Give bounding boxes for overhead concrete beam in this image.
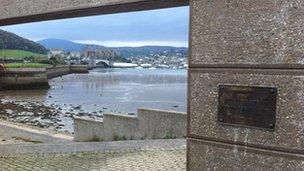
[0,0,189,26]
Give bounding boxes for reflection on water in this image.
[48,68,187,113]
[1,69,187,113]
[0,68,187,132]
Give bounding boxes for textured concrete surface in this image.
[0,149,186,171]
[74,108,186,141]
[187,138,304,171]
[102,113,140,141]
[188,0,304,169]
[0,139,186,157]
[0,0,152,19]
[0,139,186,170]
[190,0,304,67]
[74,117,104,142]
[138,108,187,139]
[188,68,304,152]
[0,0,188,25]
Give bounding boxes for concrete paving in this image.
[0,149,186,171]
[0,139,186,171]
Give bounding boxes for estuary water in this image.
[0,68,187,133]
[49,68,187,113]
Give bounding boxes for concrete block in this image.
[103,113,139,141]
[138,108,187,139]
[74,109,187,142]
[74,117,104,142]
[187,138,304,170]
[190,0,304,67]
[188,68,304,152]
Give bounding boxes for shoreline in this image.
[0,65,89,91]
[0,68,187,135]
[0,98,104,134]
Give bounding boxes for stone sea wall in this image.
[70,65,89,73]
[0,65,89,90]
[46,65,89,79]
[0,68,49,90]
[46,66,71,79]
[74,108,187,142]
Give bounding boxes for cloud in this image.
[73,40,188,47]
[1,7,189,47]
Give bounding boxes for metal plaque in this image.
[218,85,277,130]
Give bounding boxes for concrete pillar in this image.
[188,0,304,170]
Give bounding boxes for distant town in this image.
[49,47,188,69]
[44,39,188,69]
[0,29,188,70]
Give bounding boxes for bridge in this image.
[83,50,114,68]
[95,59,114,68]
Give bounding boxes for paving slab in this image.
[0,139,186,171]
[0,139,186,157]
[0,149,186,171]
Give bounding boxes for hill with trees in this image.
[0,29,47,55]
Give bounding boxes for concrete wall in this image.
[0,68,49,90]
[138,108,187,139]
[102,113,140,141]
[74,117,104,142]
[74,108,186,142]
[188,0,304,170]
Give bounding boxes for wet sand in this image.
[0,99,102,133]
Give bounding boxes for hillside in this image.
[38,39,129,62]
[0,50,47,60]
[38,39,188,58]
[0,29,47,54]
[37,39,86,52]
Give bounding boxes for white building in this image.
[48,48,64,58]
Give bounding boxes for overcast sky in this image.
[0,6,189,47]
